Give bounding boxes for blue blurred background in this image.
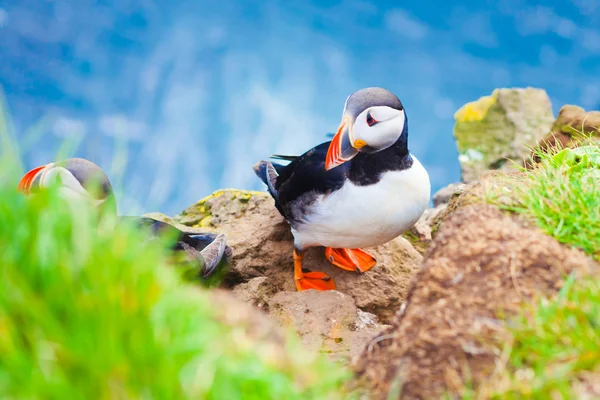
[1,0,599,215]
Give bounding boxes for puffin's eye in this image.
[366,112,378,127]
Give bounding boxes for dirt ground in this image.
[353,205,596,399]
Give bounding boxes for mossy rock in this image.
[176,189,269,228]
[402,229,428,255]
[454,87,554,182]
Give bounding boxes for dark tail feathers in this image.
[270,154,298,162]
[252,160,270,187]
[252,160,287,185]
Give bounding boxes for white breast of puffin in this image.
[292,155,431,250]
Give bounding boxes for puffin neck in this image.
[347,123,412,186]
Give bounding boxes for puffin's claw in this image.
[325,247,376,273]
[293,250,336,291]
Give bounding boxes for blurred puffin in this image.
[18,158,231,284]
[254,87,430,291]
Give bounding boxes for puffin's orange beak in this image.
[325,118,359,171]
[18,165,46,195]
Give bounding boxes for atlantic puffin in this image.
[254,87,430,291]
[18,158,232,284]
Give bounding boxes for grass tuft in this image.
[0,94,348,399]
[496,141,600,260]
[486,277,600,399]
[481,138,600,399]
[0,169,349,399]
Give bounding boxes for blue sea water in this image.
[1,0,599,215]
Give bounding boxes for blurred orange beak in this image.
[18,165,46,195]
[325,118,359,171]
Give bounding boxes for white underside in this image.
[292,155,431,250]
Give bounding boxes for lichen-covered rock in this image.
[453,88,554,182]
[527,104,600,167]
[353,205,597,400]
[175,189,264,228]
[268,290,386,364]
[175,189,423,324]
[142,211,217,234]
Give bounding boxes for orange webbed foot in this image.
[294,250,336,291]
[325,247,376,273]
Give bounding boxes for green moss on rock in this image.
[402,230,427,255]
[453,88,554,182]
[176,189,268,229]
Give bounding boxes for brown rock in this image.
[527,104,600,167]
[268,290,386,364]
[231,277,278,311]
[402,183,467,255]
[572,371,600,400]
[206,288,351,396]
[208,288,285,347]
[431,170,527,237]
[353,205,596,400]
[432,182,466,207]
[402,206,444,255]
[175,189,423,323]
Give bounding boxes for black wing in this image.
[253,141,350,224]
[272,141,349,223]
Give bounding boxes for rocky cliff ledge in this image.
[154,87,599,399]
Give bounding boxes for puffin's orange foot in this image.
[296,270,336,291]
[325,247,376,273]
[294,250,336,291]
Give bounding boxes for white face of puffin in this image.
[325,87,406,170]
[350,106,405,152]
[18,159,114,212]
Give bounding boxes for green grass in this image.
[486,277,600,399]
[498,144,600,260]
[480,142,600,399]
[0,95,349,399]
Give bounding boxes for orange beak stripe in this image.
[18,165,46,195]
[325,123,345,171]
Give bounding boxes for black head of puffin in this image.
[325,87,407,171]
[18,158,117,216]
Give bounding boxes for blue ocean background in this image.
[1,0,599,215]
